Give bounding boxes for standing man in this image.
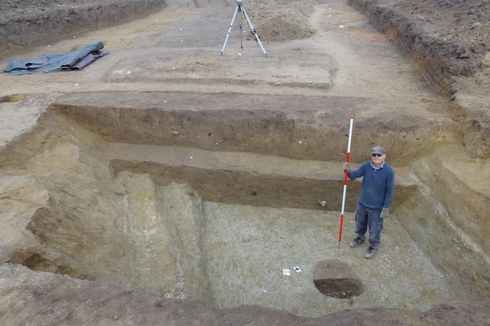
[343,145,395,259]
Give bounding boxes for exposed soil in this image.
[0,0,489,325]
[314,279,364,298]
[248,0,316,41]
[2,264,489,326]
[0,0,167,58]
[355,0,489,76]
[313,259,365,299]
[349,0,490,157]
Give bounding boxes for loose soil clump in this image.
[248,0,316,41]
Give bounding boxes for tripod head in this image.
[236,0,243,11]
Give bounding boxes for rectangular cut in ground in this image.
[203,202,456,317]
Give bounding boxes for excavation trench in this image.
[0,93,489,317]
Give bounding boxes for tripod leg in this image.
[221,6,239,56]
[242,8,268,58]
[239,10,243,50]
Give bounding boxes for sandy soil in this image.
[350,0,490,157]
[1,264,489,325]
[362,0,489,77]
[0,0,167,58]
[0,0,489,324]
[248,0,316,41]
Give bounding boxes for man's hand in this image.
[380,208,390,219]
[342,162,350,171]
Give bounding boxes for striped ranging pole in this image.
[338,116,355,248]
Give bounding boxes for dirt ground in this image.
[1,264,490,326]
[349,0,490,157]
[352,0,490,77]
[0,0,489,325]
[0,0,167,58]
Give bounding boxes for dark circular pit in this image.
[313,259,364,299]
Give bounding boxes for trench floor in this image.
[204,203,458,317]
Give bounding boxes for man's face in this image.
[371,153,386,165]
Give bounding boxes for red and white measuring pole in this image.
[338,116,354,248]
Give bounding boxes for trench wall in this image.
[395,156,490,301]
[51,91,460,165]
[348,0,490,159]
[348,0,460,97]
[0,0,167,58]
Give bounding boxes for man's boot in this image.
[364,246,377,259]
[348,237,364,248]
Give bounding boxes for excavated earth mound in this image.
[248,0,316,41]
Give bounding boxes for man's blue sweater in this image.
[347,161,395,209]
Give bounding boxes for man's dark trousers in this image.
[355,202,384,248]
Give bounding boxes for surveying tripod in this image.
[220,0,268,57]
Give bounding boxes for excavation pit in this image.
[0,92,489,318]
[313,260,364,299]
[0,0,489,321]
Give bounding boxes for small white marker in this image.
[282,269,291,276]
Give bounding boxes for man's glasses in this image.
[371,153,382,157]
